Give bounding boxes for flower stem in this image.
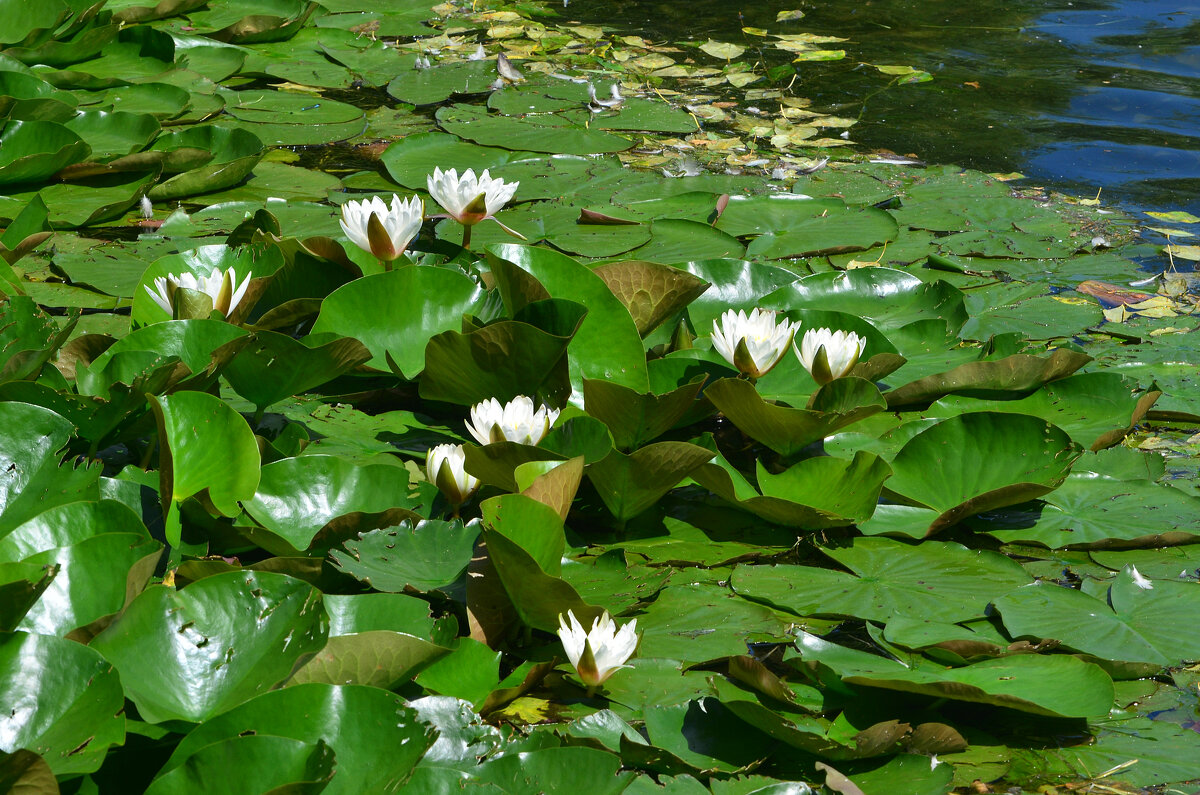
[462,224,472,250]
[164,501,183,573]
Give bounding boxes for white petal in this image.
[1129,565,1154,590]
[145,278,173,315]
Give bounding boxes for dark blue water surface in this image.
[572,0,1200,217]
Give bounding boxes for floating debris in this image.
[497,52,523,83]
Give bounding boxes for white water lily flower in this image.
[339,194,424,264]
[710,308,799,378]
[557,610,639,688]
[426,443,479,506]
[1129,565,1154,590]
[427,167,519,227]
[466,395,559,446]
[145,267,251,320]
[795,327,866,385]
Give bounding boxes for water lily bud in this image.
[339,194,424,263]
[710,308,798,378]
[145,267,251,321]
[669,317,695,352]
[426,443,479,506]
[466,395,559,446]
[426,167,518,227]
[795,327,866,385]
[557,610,638,687]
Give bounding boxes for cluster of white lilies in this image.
[339,167,521,261]
[711,307,866,384]
[425,307,862,689]
[144,180,866,691]
[144,168,519,318]
[426,394,637,689]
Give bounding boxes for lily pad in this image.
[312,266,484,378]
[885,412,1081,535]
[732,537,1031,623]
[90,570,328,723]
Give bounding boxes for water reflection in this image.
[570,0,1200,215]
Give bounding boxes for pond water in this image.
[569,0,1200,218]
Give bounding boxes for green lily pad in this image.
[705,376,886,457]
[488,244,650,393]
[884,348,1093,408]
[329,519,480,592]
[437,103,634,155]
[312,266,483,378]
[62,110,159,159]
[149,390,260,517]
[587,441,715,522]
[17,532,160,636]
[0,631,125,775]
[244,455,425,552]
[223,331,371,413]
[885,412,1081,536]
[788,631,1114,718]
[145,735,334,795]
[0,119,90,187]
[159,684,435,795]
[582,377,706,451]
[744,203,899,259]
[762,268,968,336]
[147,125,265,201]
[90,570,327,723]
[732,537,1031,623]
[926,371,1158,450]
[0,402,101,537]
[482,527,605,633]
[387,61,498,106]
[995,569,1200,667]
[693,446,890,528]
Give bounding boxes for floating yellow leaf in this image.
[478,10,522,21]
[492,696,553,723]
[742,27,769,37]
[1167,245,1200,261]
[688,105,727,122]
[770,127,817,147]
[812,116,857,128]
[688,135,744,150]
[775,9,805,21]
[1126,296,1179,318]
[1145,226,1194,238]
[989,172,1026,181]
[1102,305,1129,323]
[727,71,760,88]
[773,32,848,43]
[566,25,603,40]
[487,24,524,39]
[700,40,746,59]
[1146,210,1200,224]
[650,66,692,78]
[631,53,676,69]
[791,49,847,62]
[1149,326,1190,336]
[620,35,649,47]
